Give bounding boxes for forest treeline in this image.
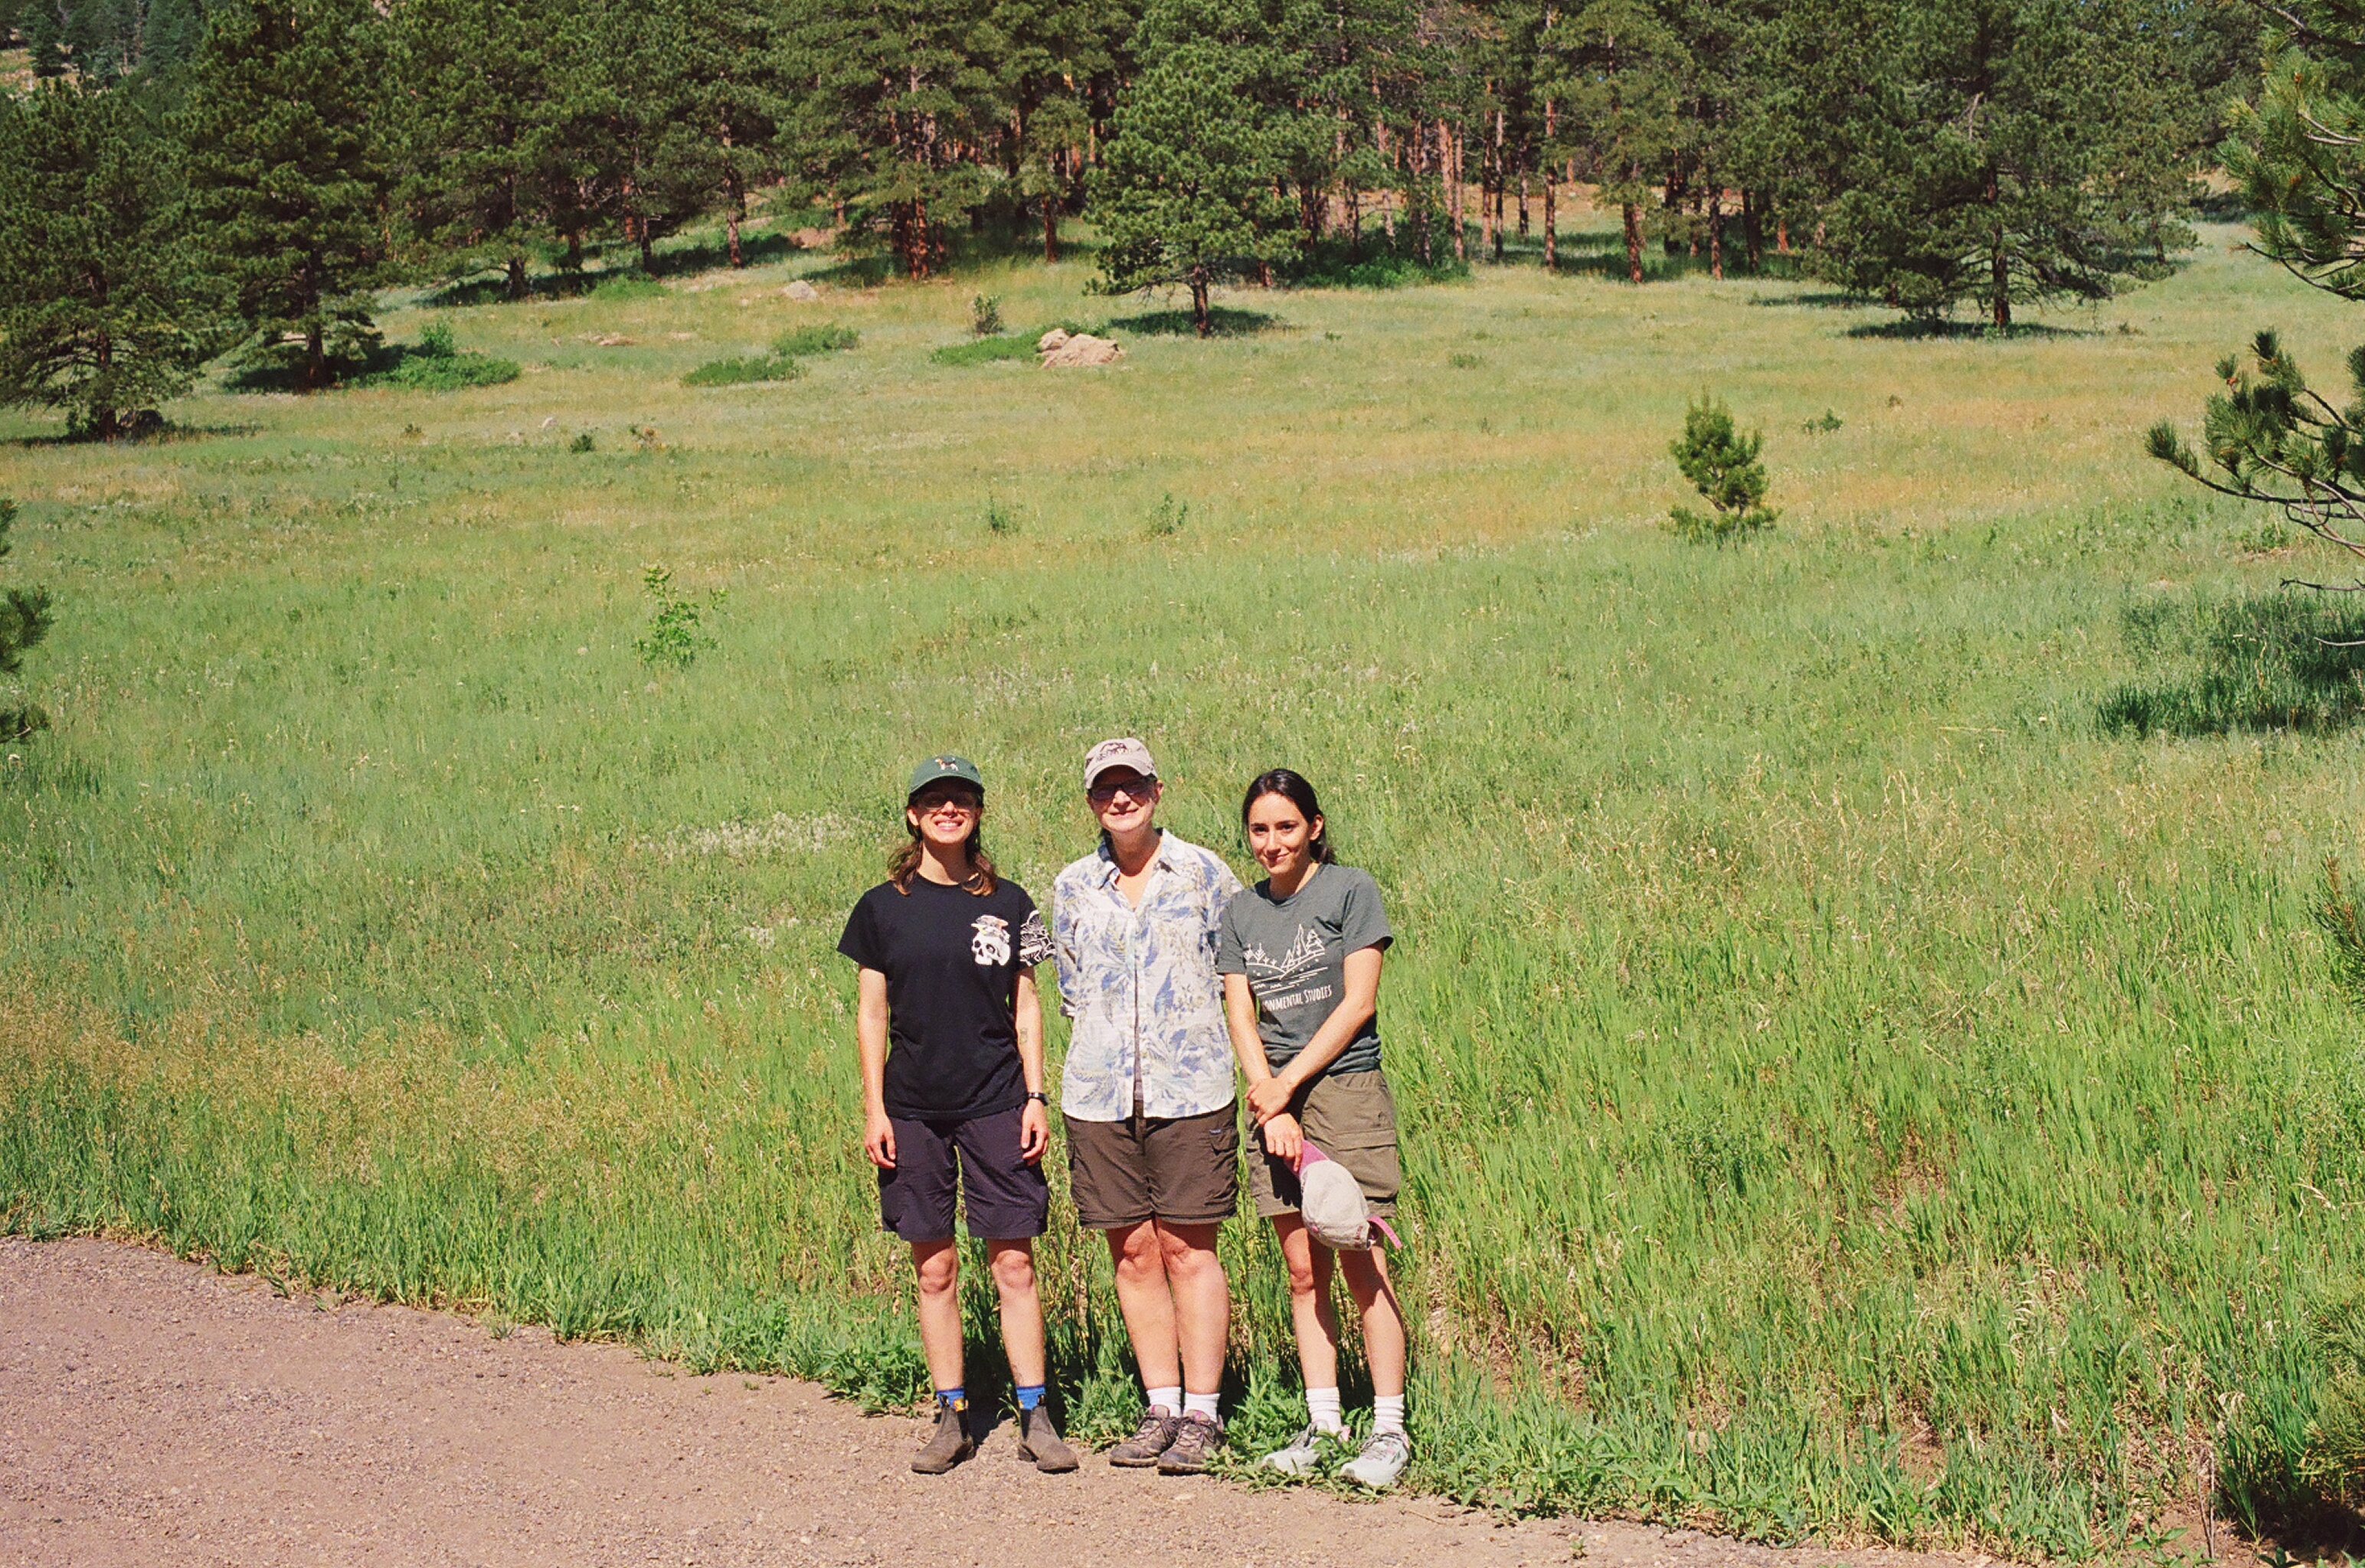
[0,0,2263,420]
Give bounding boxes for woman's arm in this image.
[857,966,895,1168]
[1013,965,1049,1162]
[1226,972,1301,1160]
[1243,946,1383,1123]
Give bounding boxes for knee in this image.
[990,1246,1037,1294]
[1158,1235,1218,1285]
[914,1248,959,1298]
[1284,1257,1323,1299]
[1111,1227,1163,1283]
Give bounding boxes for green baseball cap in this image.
[906,753,985,799]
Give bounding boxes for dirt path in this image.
[1,1236,1997,1568]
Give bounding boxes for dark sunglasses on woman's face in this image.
[914,790,981,814]
[1088,776,1158,805]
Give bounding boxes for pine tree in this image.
[0,80,219,438]
[779,0,999,279]
[1811,0,2196,328]
[1092,0,1301,334]
[178,0,394,390]
[0,499,57,742]
[2148,2,2365,586]
[1546,0,1688,283]
[388,0,563,300]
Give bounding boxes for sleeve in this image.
[1214,893,1247,975]
[1341,870,1394,955]
[1018,903,1054,968]
[1049,875,1082,1018]
[1207,855,1246,941]
[836,892,878,969]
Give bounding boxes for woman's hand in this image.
[864,1109,897,1169]
[1246,1075,1295,1123]
[1019,1099,1050,1164]
[1261,1112,1304,1165]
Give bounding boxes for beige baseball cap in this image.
[1083,737,1156,789]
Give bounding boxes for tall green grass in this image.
[2,215,2363,1557]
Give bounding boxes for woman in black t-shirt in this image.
[836,754,1076,1478]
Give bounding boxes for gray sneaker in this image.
[1340,1429,1411,1489]
[1157,1412,1224,1474]
[1106,1408,1180,1468]
[1261,1423,1343,1477]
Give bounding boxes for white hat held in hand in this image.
[1295,1142,1401,1252]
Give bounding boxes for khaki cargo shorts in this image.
[1247,1068,1399,1220]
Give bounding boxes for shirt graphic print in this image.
[1216,864,1393,1079]
[1052,831,1245,1122]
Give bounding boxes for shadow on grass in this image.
[1,413,258,447]
[1843,316,2098,341]
[2098,589,2365,737]
[1101,306,1285,337]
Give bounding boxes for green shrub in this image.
[1666,396,1777,544]
[590,272,666,301]
[770,325,859,357]
[1147,492,1188,537]
[970,294,1003,335]
[348,322,522,391]
[632,566,722,668]
[568,431,595,453]
[682,354,802,387]
[930,335,1035,367]
[2098,590,2365,736]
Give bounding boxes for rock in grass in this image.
[1037,328,1070,352]
[782,281,821,301]
[1041,333,1120,368]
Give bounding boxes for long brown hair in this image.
[888,794,999,895]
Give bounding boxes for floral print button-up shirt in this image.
[1052,830,1245,1122]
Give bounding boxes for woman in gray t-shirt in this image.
[1216,768,1411,1491]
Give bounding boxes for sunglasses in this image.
[913,791,982,813]
[1087,776,1159,805]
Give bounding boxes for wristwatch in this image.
[1025,1090,1049,1104]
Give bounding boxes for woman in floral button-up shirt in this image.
[1052,737,1244,1475]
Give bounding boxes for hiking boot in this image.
[1156,1412,1223,1475]
[1015,1405,1079,1474]
[911,1399,974,1475]
[1261,1423,1343,1477]
[1340,1429,1411,1490]
[1106,1408,1180,1468]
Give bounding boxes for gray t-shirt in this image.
[1216,863,1393,1078]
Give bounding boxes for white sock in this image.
[1373,1394,1406,1436]
[1145,1384,1182,1416]
[1306,1386,1346,1435]
[1183,1390,1220,1423]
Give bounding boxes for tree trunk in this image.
[1742,188,1763,272]
[1517,172,1529,237]
[1043,195,1059,264]
[727,203,744,268]
[1708,186,1723,281]
[506,253,528,301]
[1624,202,1644,284]
[1447,121,1465,262]
[1991,246,2010,329]
[1778,216,1789,256]
[1191,268,1210,338]
[303,320,327,393]
[1543,177,1556,270]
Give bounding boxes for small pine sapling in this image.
[0,498,57,740]
[971,295,1005,337]
[1147,492,1189,537]
[1667,396,1778,544]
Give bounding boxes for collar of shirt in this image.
[1090,832,1179,891]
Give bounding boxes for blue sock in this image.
[937,1386,966,1409]
[1016,1383,1045,1412]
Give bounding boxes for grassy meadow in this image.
[4,210,2364,1557]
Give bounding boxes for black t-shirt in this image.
[838,875,1052,1121]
